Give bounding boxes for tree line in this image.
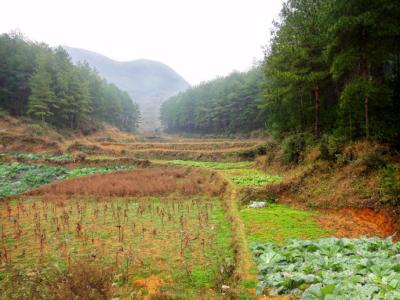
[161,0,400,144]
[160,68,265,135]
[0,32,140,132]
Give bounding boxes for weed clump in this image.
[380,166,400,204]
[0,259,115,300]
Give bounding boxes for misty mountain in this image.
[63,46,189,131]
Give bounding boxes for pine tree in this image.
[327,0,400,139]
[27,57,55,123]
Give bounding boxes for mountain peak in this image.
[63,46,189,131]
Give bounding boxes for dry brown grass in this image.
[25,167,222,198]
[100,141,259,150]
[254,140,394,209]
[0,258,115,300]
[125,149,248,162]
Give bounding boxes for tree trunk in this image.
[314,84,320,137]
[365,95,369,139]
[300,92,304,130]
[349,110,352,140]
[361,29,370,139]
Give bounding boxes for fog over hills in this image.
[63,46,189,131]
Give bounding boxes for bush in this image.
[239,141,276,160]
[27,123,47,136]
[319,137,330,161]
[282,133,310,164]
[319,135,345,161]
[356,152,388,172]
[238,148,257,160]
[380,166,400,204]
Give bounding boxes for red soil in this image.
[317,207,398,240]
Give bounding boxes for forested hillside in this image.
[161,0,400,145]
[0,33,140,133]
[64,46,189,131]
[262,0,400,143]
[160,67,265,135]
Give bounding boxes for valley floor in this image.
[0,130,399,299]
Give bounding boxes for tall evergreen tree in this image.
[327,0,400,139]
[27,54,55,123]
[0,33,140,132]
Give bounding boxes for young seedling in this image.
[76,221,82,237]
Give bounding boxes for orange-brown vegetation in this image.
[0,114,264,162]
[0,258,115,300]
[25,167,224,198]
[0,115,62,152]
[125,148,248,162]
[255,140,392,208]
[132,275,165,299]
[100,141,259,151]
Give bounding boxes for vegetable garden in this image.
[0,149,398,299]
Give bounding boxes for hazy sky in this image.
[0,0,283,85]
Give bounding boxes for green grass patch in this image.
[168,159,253,170]
[65,166,129,178]
[168,160,281,187]
[85,155,119,161]
[240,204,332,244]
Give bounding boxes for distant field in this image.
[71,138,265,162]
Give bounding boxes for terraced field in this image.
[0,139,398,299]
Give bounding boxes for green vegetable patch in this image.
[168,160,281,187]
[65,166,129,178]
[0,162,132,198]
[0,152,73,161]
[240,204,331,244]
[227,168,281,187]
[168,160,253,170]
[251,237,400,299]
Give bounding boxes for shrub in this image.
[27,123,46,136]
[319,135,346,161]
[380,166,400,204]
[238,143,272,160]
[282,133,310,164]
[262,141,279,165]
[238,148,257,160]
[319,137,330,161]
[356,152,388,173]
[49,260,115,300]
